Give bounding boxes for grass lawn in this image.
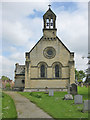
[2,92,17,119]
[19,86,89,119]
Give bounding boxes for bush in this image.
[6,83,11,89]
[77,79,82,83]
[6,83,11,88]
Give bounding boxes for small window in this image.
[55,65,59,77]
[40,65,45,77]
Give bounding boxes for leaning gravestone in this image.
[64,94,73,100]
[74,95,82,104]
[49,90,54,96]
[83,100,90,112]
[70,83,77,95]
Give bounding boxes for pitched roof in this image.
[28,36,43,53]
[27,36,74,55]
[43,8,56,19]
[56,36,71,53]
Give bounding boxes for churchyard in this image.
[1,86,89,119]
[19,86,89,118]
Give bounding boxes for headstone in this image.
[49,90,54,96]
[83,100,90,112]
[67,84,71,94]
[64,94,73,100]
[70,83,77,95]
[74,95,83,104]
[45,87,48,94]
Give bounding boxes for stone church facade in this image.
[14,6,75,91]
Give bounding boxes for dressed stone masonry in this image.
[14,6,75,91]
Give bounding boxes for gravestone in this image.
[64,94,73,100]
[70,83,77,95]
[67,84,72,94]
[74,95,82,104]
[49,90,54,96]
[67,84,70,94]
[83,100,90,112]
[45,87,48,94]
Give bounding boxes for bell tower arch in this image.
[43,5,56,30]
[43,5,57,37]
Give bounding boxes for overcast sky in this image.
[0,0,88,80]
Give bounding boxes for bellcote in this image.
[43,6,57,37]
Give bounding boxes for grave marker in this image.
[83,100,90,112]
[49,90,54,96]
[70,83,77,95]
[74,95,82,104]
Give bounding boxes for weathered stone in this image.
[70,83,77,95]
[64,94,73,100]
[83,100,90,112]
[49,90,54,96]
[74,95,82,104]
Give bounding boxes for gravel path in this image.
[4,91,53,118]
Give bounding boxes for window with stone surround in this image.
[40,64,45,77]
[55,64,60,77]
[52,62,62,78]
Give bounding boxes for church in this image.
[14,6,75,91]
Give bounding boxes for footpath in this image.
[4,91,52,118]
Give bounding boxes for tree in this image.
[75,69,86,84]
[79,70,86,80]
[6,83,11,88]
[85,53,90,84]
[0,76,10,81]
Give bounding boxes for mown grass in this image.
[78,86,89,99]
[2,92,17,119]
[19,86,89,119]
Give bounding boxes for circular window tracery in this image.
[43,47,56,59]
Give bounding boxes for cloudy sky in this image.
[0,0,88,80]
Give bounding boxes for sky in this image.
[0,0,88,80]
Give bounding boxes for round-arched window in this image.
[40,65,45,77]
[55,65,59,78]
